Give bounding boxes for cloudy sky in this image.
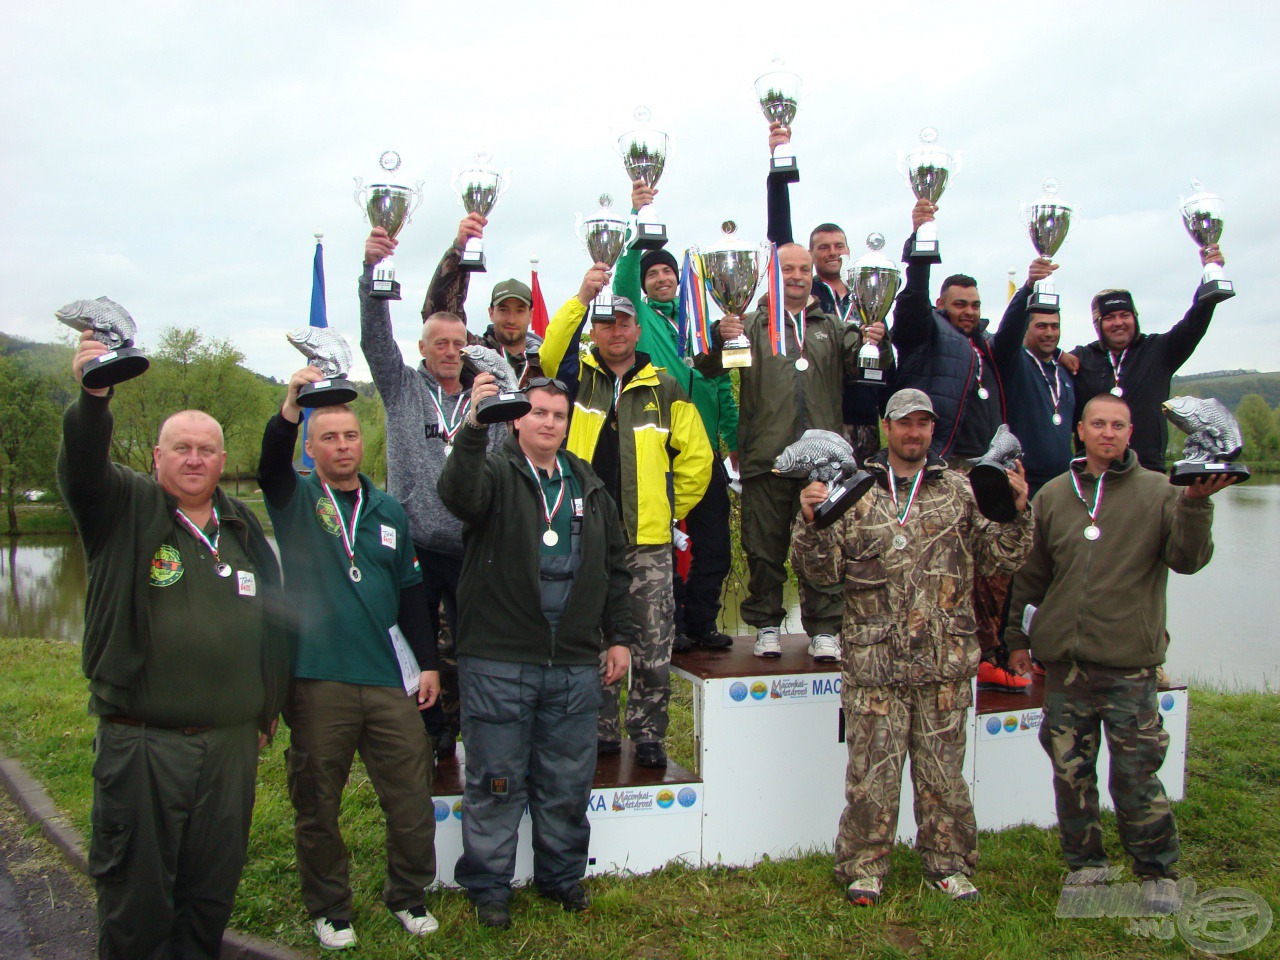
[3,2,1278,383]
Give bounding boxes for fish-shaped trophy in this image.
[774,429,875,530]
[461,344,531,424]
[55,297,150,389]
[845,233,902,388]
[618,106,670,251]
[1163,396,1251,486]
[967,423,1023,522]
[287,328,359,407]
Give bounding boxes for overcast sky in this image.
[3,2,1278,383]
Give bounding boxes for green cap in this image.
[490,278,533,307]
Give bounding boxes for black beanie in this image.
[640,249,680,293]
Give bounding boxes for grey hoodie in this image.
[359,265,503,554]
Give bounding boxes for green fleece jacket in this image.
[1004,449,1215,668]
[57,391,291,731]
[613,243,738,454]
[437,422,639,663]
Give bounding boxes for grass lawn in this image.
[1,636,1275,959]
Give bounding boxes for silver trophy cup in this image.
[697,221,768,369]
[845,233,902,388]
[899,127,960,260]
[1180,179,1236,304]
[618,106,670,251]
[287,328,359,407]
[1022,178,1073,314]
[354,150,424,301]
[453,151,510,273]
[755,59,802,182]
[575,195,629,321]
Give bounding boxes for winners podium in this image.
[428,635,1187,885]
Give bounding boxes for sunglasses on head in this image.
[525,377,569,394]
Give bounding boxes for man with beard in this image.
[698,244,883,663]
[1069,242,1226,472]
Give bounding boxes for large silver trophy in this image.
[55,297,150,388]
[453,151,510,273]
[618,106,669,251]
[1022,178,1073,314]
[287,328,359,407]
[696,221,769,369]
[354,150,424,300]
[844,233,902,388]
[755,59,802,182]
[1180,179,1236,304]
[575,195,629,321]
[1164,396,1251,486]
[899,127,960,260]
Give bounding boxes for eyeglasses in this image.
[525,377,569,394]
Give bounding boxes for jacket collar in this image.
[933,308,991,341]
[582,348,658,387]
[866,448,948,490]
[1069,447,1138,481]
[499,434,606,497]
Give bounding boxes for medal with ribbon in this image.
[427,386,471,456]
[174,507,232,577]
[887,465,925,550]
[1069,459,1105,541]
[524,454,567,547]
[322,480,365,581]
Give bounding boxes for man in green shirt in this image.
[258,367,441,950]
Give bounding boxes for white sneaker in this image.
[314,918,357,950]
[393,905,439,936]
[753,627,782,658]
[807,634,841,662]
[934,872,981,902]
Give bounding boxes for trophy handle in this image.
[353,177,369,221]
[406,180,426,224]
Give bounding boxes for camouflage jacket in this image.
[790,451,1034,688]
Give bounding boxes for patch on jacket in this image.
[811,331,829,341]
[149,543,184,587]
[314,497,342,537]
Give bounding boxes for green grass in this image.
[1,637,1276,959]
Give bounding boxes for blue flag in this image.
[301,235,327,468]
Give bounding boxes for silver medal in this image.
[349,565,363,583]
[542,529,559,547]
[215,562,232,578]
[1110,386,1123,397]
[794,357,809,372]
[892,534,907,551]
[1052,413,1063,426]
[1084,525,1101,541]
[443,442,453,458]
[977,386,990,400]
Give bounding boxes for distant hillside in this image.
[1171,370,1280,409]
[0,332,75,379]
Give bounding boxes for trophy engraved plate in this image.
[845,233,902,388]
[1022,178,1073,314]
[354,150,424,301]
[56,296,150,388]
[899,127,959,260]
[1180,179,1236,304]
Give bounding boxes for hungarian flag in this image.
[301,234,327,468]
[531,258,550,337]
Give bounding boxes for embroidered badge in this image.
[149,543,183,587]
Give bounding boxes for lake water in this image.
[4,481,1278,690]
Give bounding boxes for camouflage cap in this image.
[490,278,533,307]
[884,388,937,420]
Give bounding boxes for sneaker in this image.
[314,918,357,950]
[689,629,733,650]
[977,661,1031,693]
[807,634,841,662]
[540,883,590,912]
[597,738,622,757]
[476,900,512,929]
[935,872,981,902]
[1031,660,1047,677]
[845,875,882,906]
[634,741,668,768]
[393,905,439,936]
[1142,877,1182,915]
[753,627,782,658]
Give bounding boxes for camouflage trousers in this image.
[1040,662,1178,878]
[836,681,977,883]
[598,544,674,745]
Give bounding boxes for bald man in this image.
[60,331,289,960]
[698,243,883,661]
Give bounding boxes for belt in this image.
[103,715,213,736]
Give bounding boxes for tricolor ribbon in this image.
[679,249,712,359]
[766,242,786,356]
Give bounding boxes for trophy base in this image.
[475,391,532,425]
[459,250,488,273]
[1195,278,1236,304]
[591,302,616,322]
[721,346,753,369]
[297,378,360,408]
[768,156,800,183]
[969,463,1019,523]
[369,278,402,300]
[81,347,150,390]
[1169,460,1251,486]
[857,366,887,387]
[628,223,669,251]
[1028,291,1061,314]
[812,470,876,530]
[909,238,941,263]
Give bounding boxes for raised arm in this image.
[990,259,1054,376]
[890,199,941,353]
[359,228,415,407]
[766,123,797,245]
[420,214,485,323]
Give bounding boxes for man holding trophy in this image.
[697,242,884,662]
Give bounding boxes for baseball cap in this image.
[590,295,637,321]
[884,388,937,421]
[490,279,533,307]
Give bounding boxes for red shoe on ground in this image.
[977,661,1032,693]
